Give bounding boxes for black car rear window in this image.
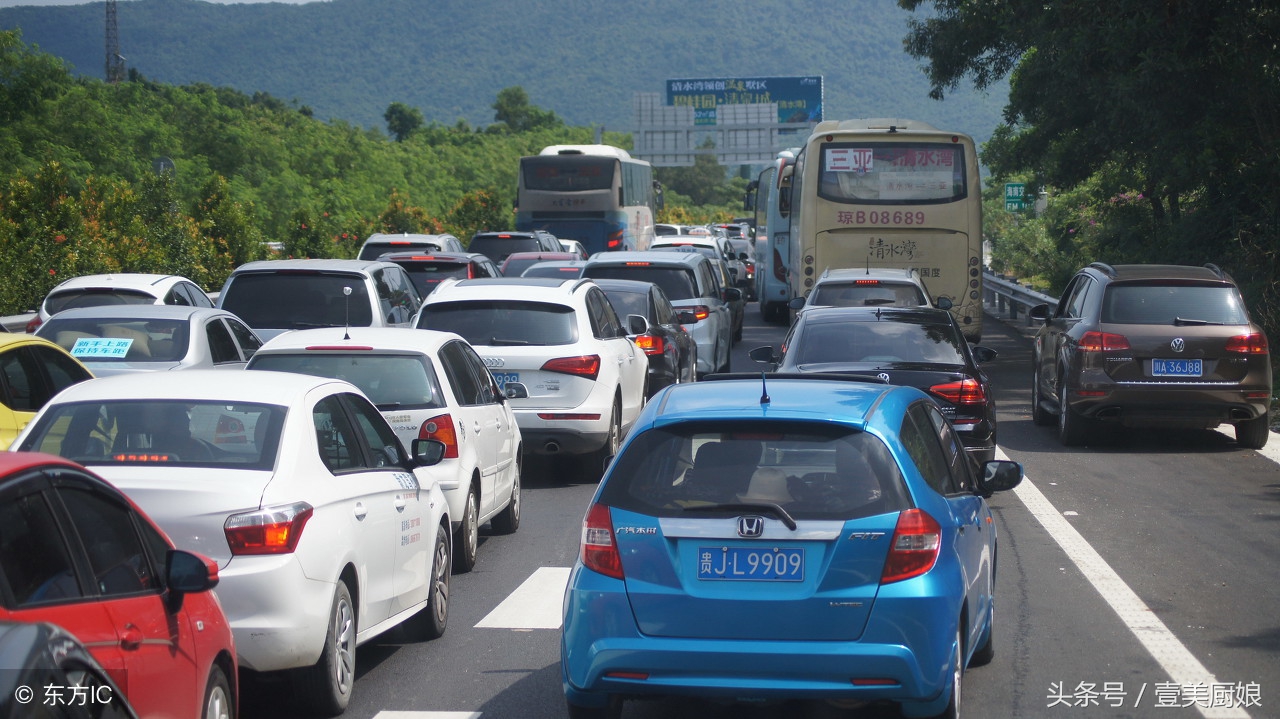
[584,266,696,301]
[220,273,373,329]
[469,237,541,259]
[397,262,470,297]
[358,241,440,261]
[419,300,578,346]
[1101,284,1250,325]
[598,420,909,521]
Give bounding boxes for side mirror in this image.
[166,549,217,613]
[935,297,954,310]
[1029,303,1052,321]
[976,459,1023,497]
[971,346,998,363]
[503,382,529,400]
[411,438,448,467]
[748,345,779,365]
[626,314,651,336]
[788,297,807,310]
[722,287,743,302]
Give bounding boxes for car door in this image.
[455,341,518,518]
[226,317,263,362]
[55,476,198,719]
[205,317,245,368]
[696,261,731,367]
[0,345,92,449]
[1037,273,1094,403]
[436,339,497,515]
[338,393,432,616]
[311,393,402,625]
[587,288,645,423]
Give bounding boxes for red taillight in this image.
[607,230,624,249]
[929,379,987,406]
[581,503,623,579]
[773,249,786,282]
[225,502,313,556]
[25,316,42,333]
[467,264,476,279]
[689,305,711,321]
[1078,331,1130,352]
[881,509,941,584]
[418,413,459,458]
[542,355,601,380]
[1225,333,1269,354]
[634,334,665,355]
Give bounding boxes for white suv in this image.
[245,327,523,572]
[417,278,648,478]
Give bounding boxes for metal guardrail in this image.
[982,269,1059,330]
[1,313,34,333]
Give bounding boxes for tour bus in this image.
[515,145,661,255]
[781,118,984,340]
[746,148,799,323]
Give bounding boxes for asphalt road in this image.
[242,304,1280,719]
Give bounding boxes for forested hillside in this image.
[0,0,1008,143]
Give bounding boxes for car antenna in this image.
[342,286,352,340]
[760,370,770,405]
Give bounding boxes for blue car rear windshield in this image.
[599,421,910,521]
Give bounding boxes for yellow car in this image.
[0,333,94,449]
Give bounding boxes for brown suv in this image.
[1029,263,1272,448]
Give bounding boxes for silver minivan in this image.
[217,259,422,342]
[582,251,740,376]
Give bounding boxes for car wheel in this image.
[582,401,620,481]
[1236,414,1271,449]
[566,696,623,719]
[931,628,963,719]
[970,595,996,667]
[1057,397,1090,446]
[1031,363,1053,426]
[453,484,479,573]
[295,581,355,716]
[490,461,521,534]
[407,522,450,640]
[201,665,233,719]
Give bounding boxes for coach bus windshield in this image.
[522,156,615,192]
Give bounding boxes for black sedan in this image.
[749,306,999,465]
[593,278,699,397]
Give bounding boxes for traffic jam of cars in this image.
[0,224,1273,719]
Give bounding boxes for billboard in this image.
[666,76,824,126]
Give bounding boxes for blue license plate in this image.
[491,371,519,389]
[697,546,804,581]
[1151,358,1202,377]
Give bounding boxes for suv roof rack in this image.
[1088,262,1117,279]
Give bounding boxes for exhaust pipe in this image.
[544,440,561,453]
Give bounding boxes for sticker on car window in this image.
[70,337,133,358]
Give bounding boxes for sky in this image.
[0,0,323,6]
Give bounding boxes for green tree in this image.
[384,102,424,142]
[490,86,562,133]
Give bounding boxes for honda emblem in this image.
[738,515,765,538]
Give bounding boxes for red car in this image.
[0,452,237,719]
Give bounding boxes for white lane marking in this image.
[1002,448,1250,718]
[373,713,481,718]
[474,566,571,629]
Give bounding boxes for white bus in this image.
[515,145,661,255]
[747,148,799,323]
[782,118,984,340]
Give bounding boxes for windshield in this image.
[17,400,284,469]
[420,300,578,346]
[38,317,190,363]
[220,273,373,329]
[358,241,440,261]
[818,142,967,203]
[521,155,616,192]
[584,266,696,301]
[1101,284,1250,325]
[46,289,157,315]
[794,317,965,365]
[249,353,444,409]
[810,281,927,308]
[598,420,909,521]
[397,262,470,296]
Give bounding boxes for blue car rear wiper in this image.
[685,502,797,530]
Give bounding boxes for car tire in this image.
[1236,414,1271,449]
[566,696,623,719]
[583,401,620,481]
[201,664,233,719]
[1057,373,1091,446]
[453,484,479,573]
[490,461,521,534]
[295,581,355,716]
[406,522,450,640]
[1031,364,1053,426]
[930,628,963,719]
[970,599,996,667]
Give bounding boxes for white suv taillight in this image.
[880,509,941,584]
[225,501,313,556]
[581,503,623,579]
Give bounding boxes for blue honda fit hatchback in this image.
[560,375,1023,719]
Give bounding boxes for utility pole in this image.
[105,0,125,84]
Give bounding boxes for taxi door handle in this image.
[120,624,143,650]
[353,502,367,520]
[394,497,407,512]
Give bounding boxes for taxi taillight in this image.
[418,413,459,458]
